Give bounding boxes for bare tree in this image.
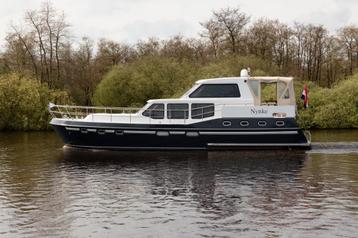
[136,38,161,57]
[212,7,249,54]
[247,18,277,60]
[338,26,358,75]
[200,19,223,58]
[8,1,70,87]
[161,35,198,60]
[7,27,39,79]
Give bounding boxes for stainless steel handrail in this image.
[49,104,218,118]
[48,103,253,124]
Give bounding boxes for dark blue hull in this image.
[51,118,311,150]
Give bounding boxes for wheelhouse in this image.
[138,73,297,123]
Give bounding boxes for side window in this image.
[278,81,289,99]
[191,103,215,119]
[189,84,240,98]
[142,103,164,119]
[248,80,259,97]
[167,103,189,119]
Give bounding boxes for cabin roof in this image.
[195,76,293,84]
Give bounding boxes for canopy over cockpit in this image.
[246,76,296,106]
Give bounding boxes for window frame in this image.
[191,103,215,119]
[167,103,189,119]
[142,103,165,119]
[189,84,241,98]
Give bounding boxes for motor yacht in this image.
[49,69,311,150]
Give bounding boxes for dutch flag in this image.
[301,84,309,108]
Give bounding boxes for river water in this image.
[0,130,357,238]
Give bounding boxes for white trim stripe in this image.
[65,127,80,131]
[123,130,156,135]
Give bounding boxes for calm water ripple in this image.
[0,130,357,238]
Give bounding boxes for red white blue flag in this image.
[301,84,309,108]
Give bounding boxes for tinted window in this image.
[189,84,240,98]
[142,103,164,119]
[167,103,188,119]
[191,103,215,119]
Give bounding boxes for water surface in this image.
[0,130,357,237]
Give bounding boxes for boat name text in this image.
[250,108,268,115]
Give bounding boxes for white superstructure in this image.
[76,71,297,125]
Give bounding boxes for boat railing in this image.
[48,103,246,124]
[49,103,142,120]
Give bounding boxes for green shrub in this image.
[0,73,71,131]
[295,74,358,129]
[93,56,197,106]
[94,55,281,107]
[313,77,358,128]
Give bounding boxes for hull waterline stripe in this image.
[65,144,205,150]
[199,131,298,135]
[207,142,310,147]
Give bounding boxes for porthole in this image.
[276,120,285,127]
[258,121,267,127]
[240,121,249,127]
[222,121,232,127]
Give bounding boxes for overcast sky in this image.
[0,0,357,48]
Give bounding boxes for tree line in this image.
[0,2,358,106]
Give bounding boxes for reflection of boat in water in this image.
[61,147,308,218]
[62,146,307,168]
[50,69,311,150]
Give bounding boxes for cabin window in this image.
[276,120,285,127]
[167,103,189,119]
[142,103,164,119]
[240,121,249,127]
[189,84,240,98]
[222,121,232,127]
[258,121,267,127]
[191,103,215,119]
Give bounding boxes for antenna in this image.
[240,68,250,77]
